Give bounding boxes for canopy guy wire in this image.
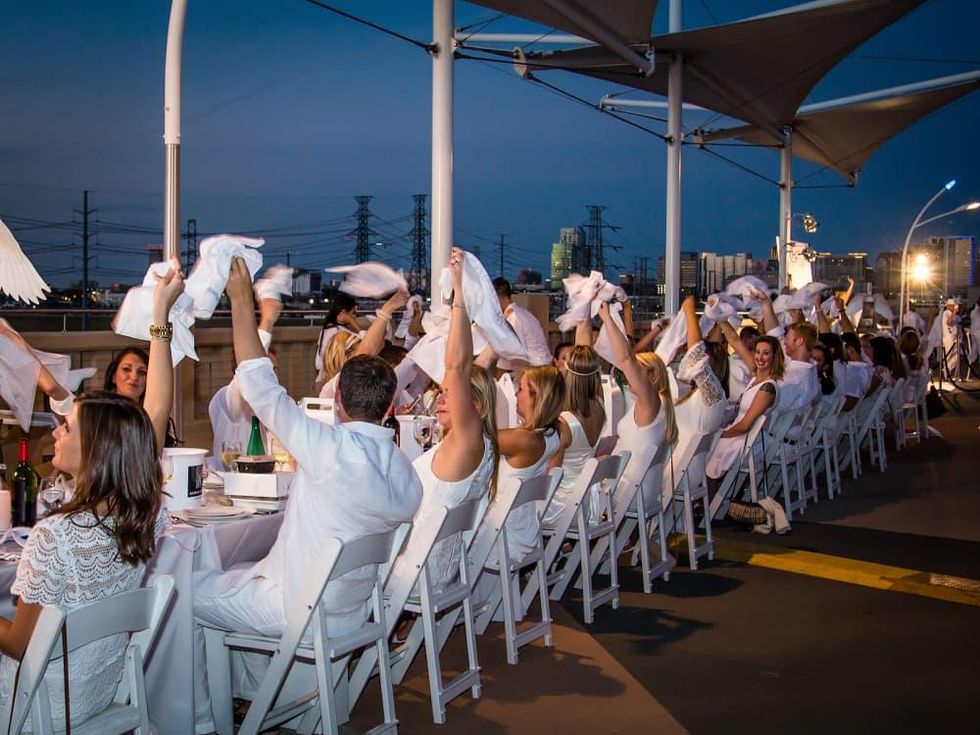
[300,0,433,52]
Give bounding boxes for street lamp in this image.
[898,179,980,326]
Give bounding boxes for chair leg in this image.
[683,490,698,571]
[499,564,519,665]
[578,514,596,624]
[536,558,554,648]
[460,589,482,699]
[203,626,235,735]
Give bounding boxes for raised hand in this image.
[225,257,255,305]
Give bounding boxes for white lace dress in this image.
[1,509,167,730]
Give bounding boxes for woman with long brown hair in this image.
[0,268,182,728]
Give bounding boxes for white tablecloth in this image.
[0,512,283,735]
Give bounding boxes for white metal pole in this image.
[163,0,187,264]
[898,181,955,327]
[430,0,453,304]
[664,0,682,315]
[778,130,792,291]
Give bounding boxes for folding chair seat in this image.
[1,576,175,735]
[474,469,563,665]
[811,395,845,499]
[525,453,630,623]
[203,531,402,735]
[401,499,483,724]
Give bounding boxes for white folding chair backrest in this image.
[512,469,561,517]
[438,499,483,542]
[3,575,175,735]
[299,397,335,425]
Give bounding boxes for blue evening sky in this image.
[1,0,978,286]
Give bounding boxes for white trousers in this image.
[192,570,287,734]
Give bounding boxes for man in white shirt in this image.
[192,259,422,733]
[760,294,820,413]
[493,277,552,367]
[942,298,962,378]
[839,332,872,411]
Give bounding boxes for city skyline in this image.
[2,0,979,289]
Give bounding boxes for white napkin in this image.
[787,281,827,310]
[0,217,50,304]
[594,301,627,368]
[873,294,894,325]
[726,275,770,322]
[404,304,489,383]
[326,262,408,298]
[438,251,528,363]
[184,234,264,319]
[395,294,424,340]
[66,367,97,392]
[0,334,42,431]
[556,271,603,333]
[254,264,293,302]
[113,261,198,364]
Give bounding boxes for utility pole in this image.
[184,218,197,272]
[286,250,293,268]
[75,190,96,331]
[409,194,428,292]
[586,205,607,273]
[497,234,508,279]
[353,195,372,263]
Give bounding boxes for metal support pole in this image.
[163,0,187,434]
[663,0,682,315]
[778,131,793,291]
[430,0,453,304]
[898,181,955,327]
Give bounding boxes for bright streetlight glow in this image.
[945,179,957,190]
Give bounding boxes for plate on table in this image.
[178,505,255,524]
[229,496,288,513]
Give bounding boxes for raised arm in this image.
[682,295,701,349]
[144,262,184,451]
[815,293,832,334]
[0,320,70,402]
[634,316,668,353]
[598,301,658,421]
[719,320,753,367]
[622,300,635,344]
[836,296,855,334]
[757,289,779,334]
[355,290,409,358]
[574,314,594,347]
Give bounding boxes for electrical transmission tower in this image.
[183,218,198,272]
[353,195,373,263]
[75,190,96,331]
[582,204,622,275]
[409,194,428,293]
[497,234,509,278]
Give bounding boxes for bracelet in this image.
[451,302,467,309]
[375,310,393,323]
[149,322,173,342]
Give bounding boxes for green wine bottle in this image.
[246,416,266,457]
[12,438,37,527]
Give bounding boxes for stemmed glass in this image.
[413,419,434,452]
[37,477,65,520]
[160,455,174,485]
[221,440,242,471]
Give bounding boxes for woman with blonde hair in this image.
[497,363,565,561]
[599,302,678,514]
[543,319,606,527]
[413,249,499,591]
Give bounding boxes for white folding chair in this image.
[887,377,908,451]
[475,469,562,665]
[204,531,401,735]
[299,396,336,425]
[525,453,630,623]
[671,432,717,571]
[1,575,175,735]
[401,499,483,724]
[811,395,845,500]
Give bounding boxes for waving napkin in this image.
[254,264,293,302]
[184,234,264,319]
[557,271,604,332]
[327,262,408,298]
[0,333,42,431]
[437,251,528,363]
[0,217,49,305]
[405,304,489,383]
[395,294,424,340]
[113,261,197,364]
[593,302,628,368]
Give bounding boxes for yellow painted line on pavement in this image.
[710,538,980,607]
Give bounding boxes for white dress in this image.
[412,435,495,592]
[613,402,668,513]
[499,429,560,561]
[542,412,600,528]
[1,510,167,730]
[705,378,777,479]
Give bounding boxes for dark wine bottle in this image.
[12,438,37,527]
[383,412,400,446]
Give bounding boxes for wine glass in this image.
[221,440,242,471]
[160,455,174,485]
[37,477,65,519]
[268,434,290,472]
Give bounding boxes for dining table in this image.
[0,509,284,735]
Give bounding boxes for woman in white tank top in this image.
[413,250,499,590]
[544,342,605,528]
[497,365,565,561]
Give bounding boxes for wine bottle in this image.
[383,411,400,446]
[246,416,266,457]
[12,439,37,527]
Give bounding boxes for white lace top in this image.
[1,509,168,730]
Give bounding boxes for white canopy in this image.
[466,0,658,45]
